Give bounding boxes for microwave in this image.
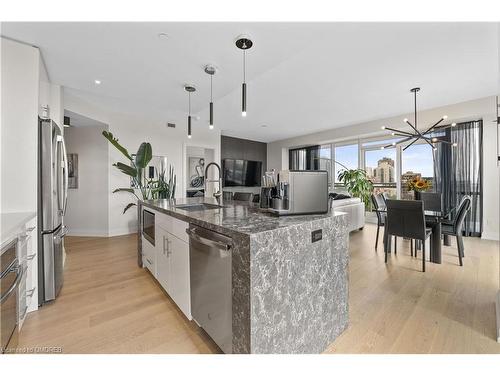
[142,210,155,246]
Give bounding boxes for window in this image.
[334,143,359,184]
[364,148,397,199]
[401,143,435,199]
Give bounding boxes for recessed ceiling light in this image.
[261,124,267,128]
[158,33,169,40]
[94,80,101,85]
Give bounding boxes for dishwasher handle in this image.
[186,228,232,251]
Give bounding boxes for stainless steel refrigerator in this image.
[38,117,68,304]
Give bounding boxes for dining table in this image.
[375,207,455,264]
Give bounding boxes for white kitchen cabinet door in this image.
[168,234,191,319]
[142,236,156,276]
[156,228,171,294]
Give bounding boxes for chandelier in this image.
[380,87,457,150]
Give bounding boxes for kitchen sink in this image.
[174,203,224,212]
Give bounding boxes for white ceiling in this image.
[2,22,498,142]
[64,110,107,128]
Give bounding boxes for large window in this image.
[401,143,435,199]
[363,147,397,199]
[334,143,359,184]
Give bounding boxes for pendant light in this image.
[380,87,458,150]
[204,64,217,129]
[235,35,253,117]
[184,84,196,139]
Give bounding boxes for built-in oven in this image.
[142,209,155,246]
[1,238,24,354]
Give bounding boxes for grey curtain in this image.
[434,120,483,236]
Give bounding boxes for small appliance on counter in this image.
[267,170,329,216]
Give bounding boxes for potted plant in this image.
[102,131,176,213]
[337,167,374,210]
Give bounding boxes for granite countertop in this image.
[1,211,36,250]
[142,197,344,236]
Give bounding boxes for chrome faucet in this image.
[204,162,223,201]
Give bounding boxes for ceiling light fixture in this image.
[184,84,196,139]
[380,87,458,150]
[204,64,217,130]
[235,35,253,117]
[94,79,101,85]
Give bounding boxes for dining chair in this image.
[232,192,254,202]
[371,193,387,250]
[222,191,233,201]
[441,196,471,267]
[384,199,432,272]
[417,192,442,212]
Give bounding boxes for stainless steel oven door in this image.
[1,262,24,354]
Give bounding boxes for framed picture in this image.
[188,157,205,188]
[68,153,78,189]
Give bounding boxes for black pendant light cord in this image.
[414,89,417,132]
[243,50,246,83]
[210,75,213,101]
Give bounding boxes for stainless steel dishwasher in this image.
[187,224,233,353]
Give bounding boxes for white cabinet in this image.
[142,236,156,277]
[168,234,191,319]
[142,207,191,320]
[156,227,171,293]
[16,216,37,330]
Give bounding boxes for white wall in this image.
[64,90,221,236]
[268,96,500,240]
[1,38,39,214]
[64,125,110,236]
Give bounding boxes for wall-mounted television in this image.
[222,159,262,187]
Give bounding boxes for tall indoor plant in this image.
[337,166,374,209]
[102,131,176,213]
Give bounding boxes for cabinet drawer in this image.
[156,211,173,233]
[170,218,188,243]
[154,211,188,243]
[142,236,156,276]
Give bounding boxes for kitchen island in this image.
[140,197,349,354]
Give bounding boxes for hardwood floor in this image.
[19,225,500,354]
[19,235,220,354]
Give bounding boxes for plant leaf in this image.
[123,202,137,214]
[113,162,137,178]
[102,131,133,161]
[135,142,153,169]
[113,188,135,194]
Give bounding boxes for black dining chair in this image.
[384,199,433,272]
[371,193,387,250]
[232,192,253,202]
[417,192,442,212]
[222,191,233,201]
[441,196,471,267]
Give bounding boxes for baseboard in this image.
[496,290,500,343]
[482,231,500,241]
[108,228,138,237]
[66,229,109,237]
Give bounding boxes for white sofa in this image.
[331,197,365,232]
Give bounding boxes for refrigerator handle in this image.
[56,136,64,214]
[61,137,69,216]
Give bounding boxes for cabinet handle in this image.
[27,287,36,298]
[27,254,36,261]
[167,239,172,257]
[146,258,152,265]
[26,226,36,233]
[163,235,167,255]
